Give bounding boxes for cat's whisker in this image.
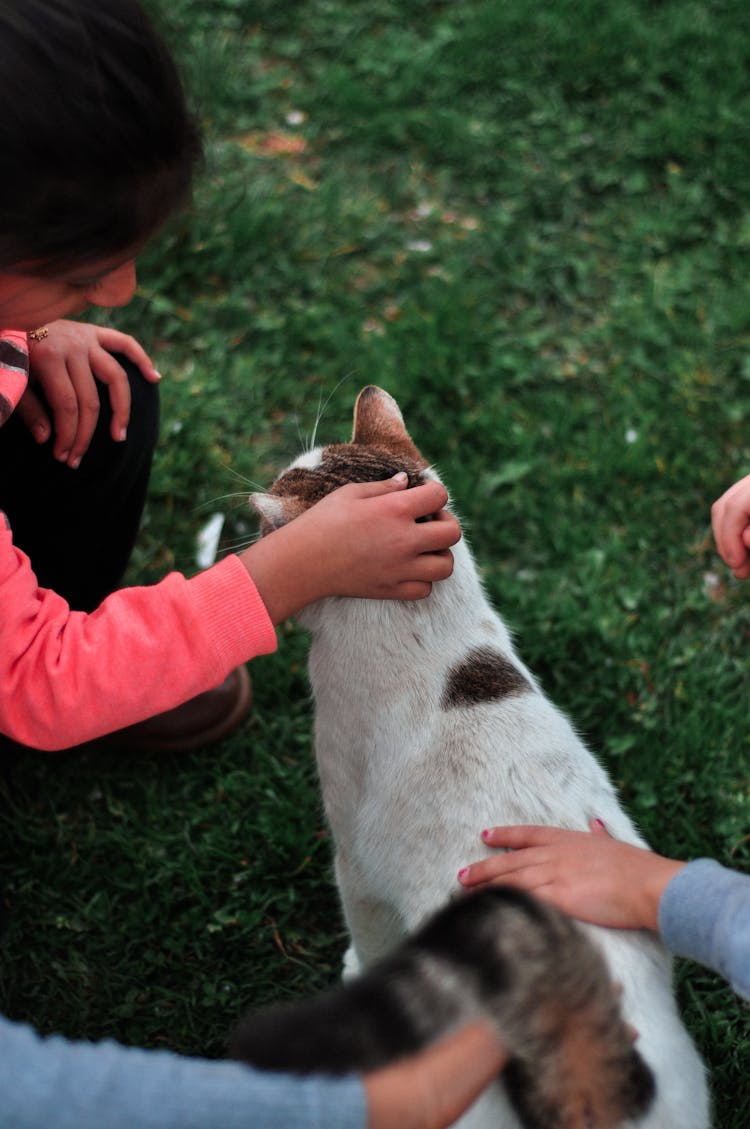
[217,538,259,555]
[221,532,262,552]
[293,413,307,454]
[307,389,324,454]
[309,372,358,453]
[220,462,270,492]
[194,488,269,514]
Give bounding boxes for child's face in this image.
[0,255,137,330]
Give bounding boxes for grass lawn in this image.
[2,0,750,1121]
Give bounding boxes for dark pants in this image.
[0,358,158,930]
[0,356,159,611]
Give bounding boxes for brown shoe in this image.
[102,665,253,753]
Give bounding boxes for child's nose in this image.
[86,261,137,308]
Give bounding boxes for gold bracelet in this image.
[28,326,49,343]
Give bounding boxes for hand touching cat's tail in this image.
[229,887,654,1129]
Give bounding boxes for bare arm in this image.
[365,1022,506,1129]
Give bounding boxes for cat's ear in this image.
[352,385,425,462]
[249,492,308,531]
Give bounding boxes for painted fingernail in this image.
[481,829,491,840]
[593,818,607,830]
[457,868,469,881]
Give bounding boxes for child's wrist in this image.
[643,857,685,932]
[239,523,330,623]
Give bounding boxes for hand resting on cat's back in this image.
[230,887,654,1129]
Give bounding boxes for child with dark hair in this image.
[0,3,510,1126]
[0,0,460,753]
[0,0,200,268]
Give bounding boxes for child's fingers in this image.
[344,472,410,499]
[336,476,452,524]
[589,818,612,837]
[458,853,551,891]
[388,580,434,601]
[711,477,750,570]
[34,359,85,464]
[414,512,462,553]
[479,824,562,849]
[94,327,162,384]
[88,349,134,444]
[413,547,455,581]
[63,352,103,467]
[402,479,450,518]
[458,831,550,888]
[14,386,51,444]
[385,550,456,601]
[732,528,750,578]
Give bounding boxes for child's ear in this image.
[249,492,307,531]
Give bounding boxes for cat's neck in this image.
[298,532,516,661]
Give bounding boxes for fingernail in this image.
[68,455,81,470]
[593,818,607,830]
[32,422,49,443]
[56,450,70,463]
[152,369,162,381]
[391,471,408,485]
[118,427,127,442]
[457,868,469,882]
[481,829,491,841]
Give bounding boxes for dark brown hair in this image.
[0,0,202,271]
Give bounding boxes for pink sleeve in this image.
[0,518,277,750]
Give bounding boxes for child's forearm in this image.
[239,520,328,625]
[363,1022,506,1129]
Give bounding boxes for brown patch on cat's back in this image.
[442,646,532,710]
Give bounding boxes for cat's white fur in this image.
[253,387,709,1129]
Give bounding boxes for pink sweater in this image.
[0,331,277,750]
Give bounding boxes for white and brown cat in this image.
[246,385,709,1129]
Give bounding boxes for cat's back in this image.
[308,568,639,855]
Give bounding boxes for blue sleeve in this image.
[0,1014,367,1129]
[658,857,750,1000]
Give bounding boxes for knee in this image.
[108,353,160,452]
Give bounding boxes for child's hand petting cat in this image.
[712,471,750,579]
[364,1021,507,1129]
[241,472,461,623]
[458,822,684,932]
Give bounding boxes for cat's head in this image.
[250,385,434,533]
